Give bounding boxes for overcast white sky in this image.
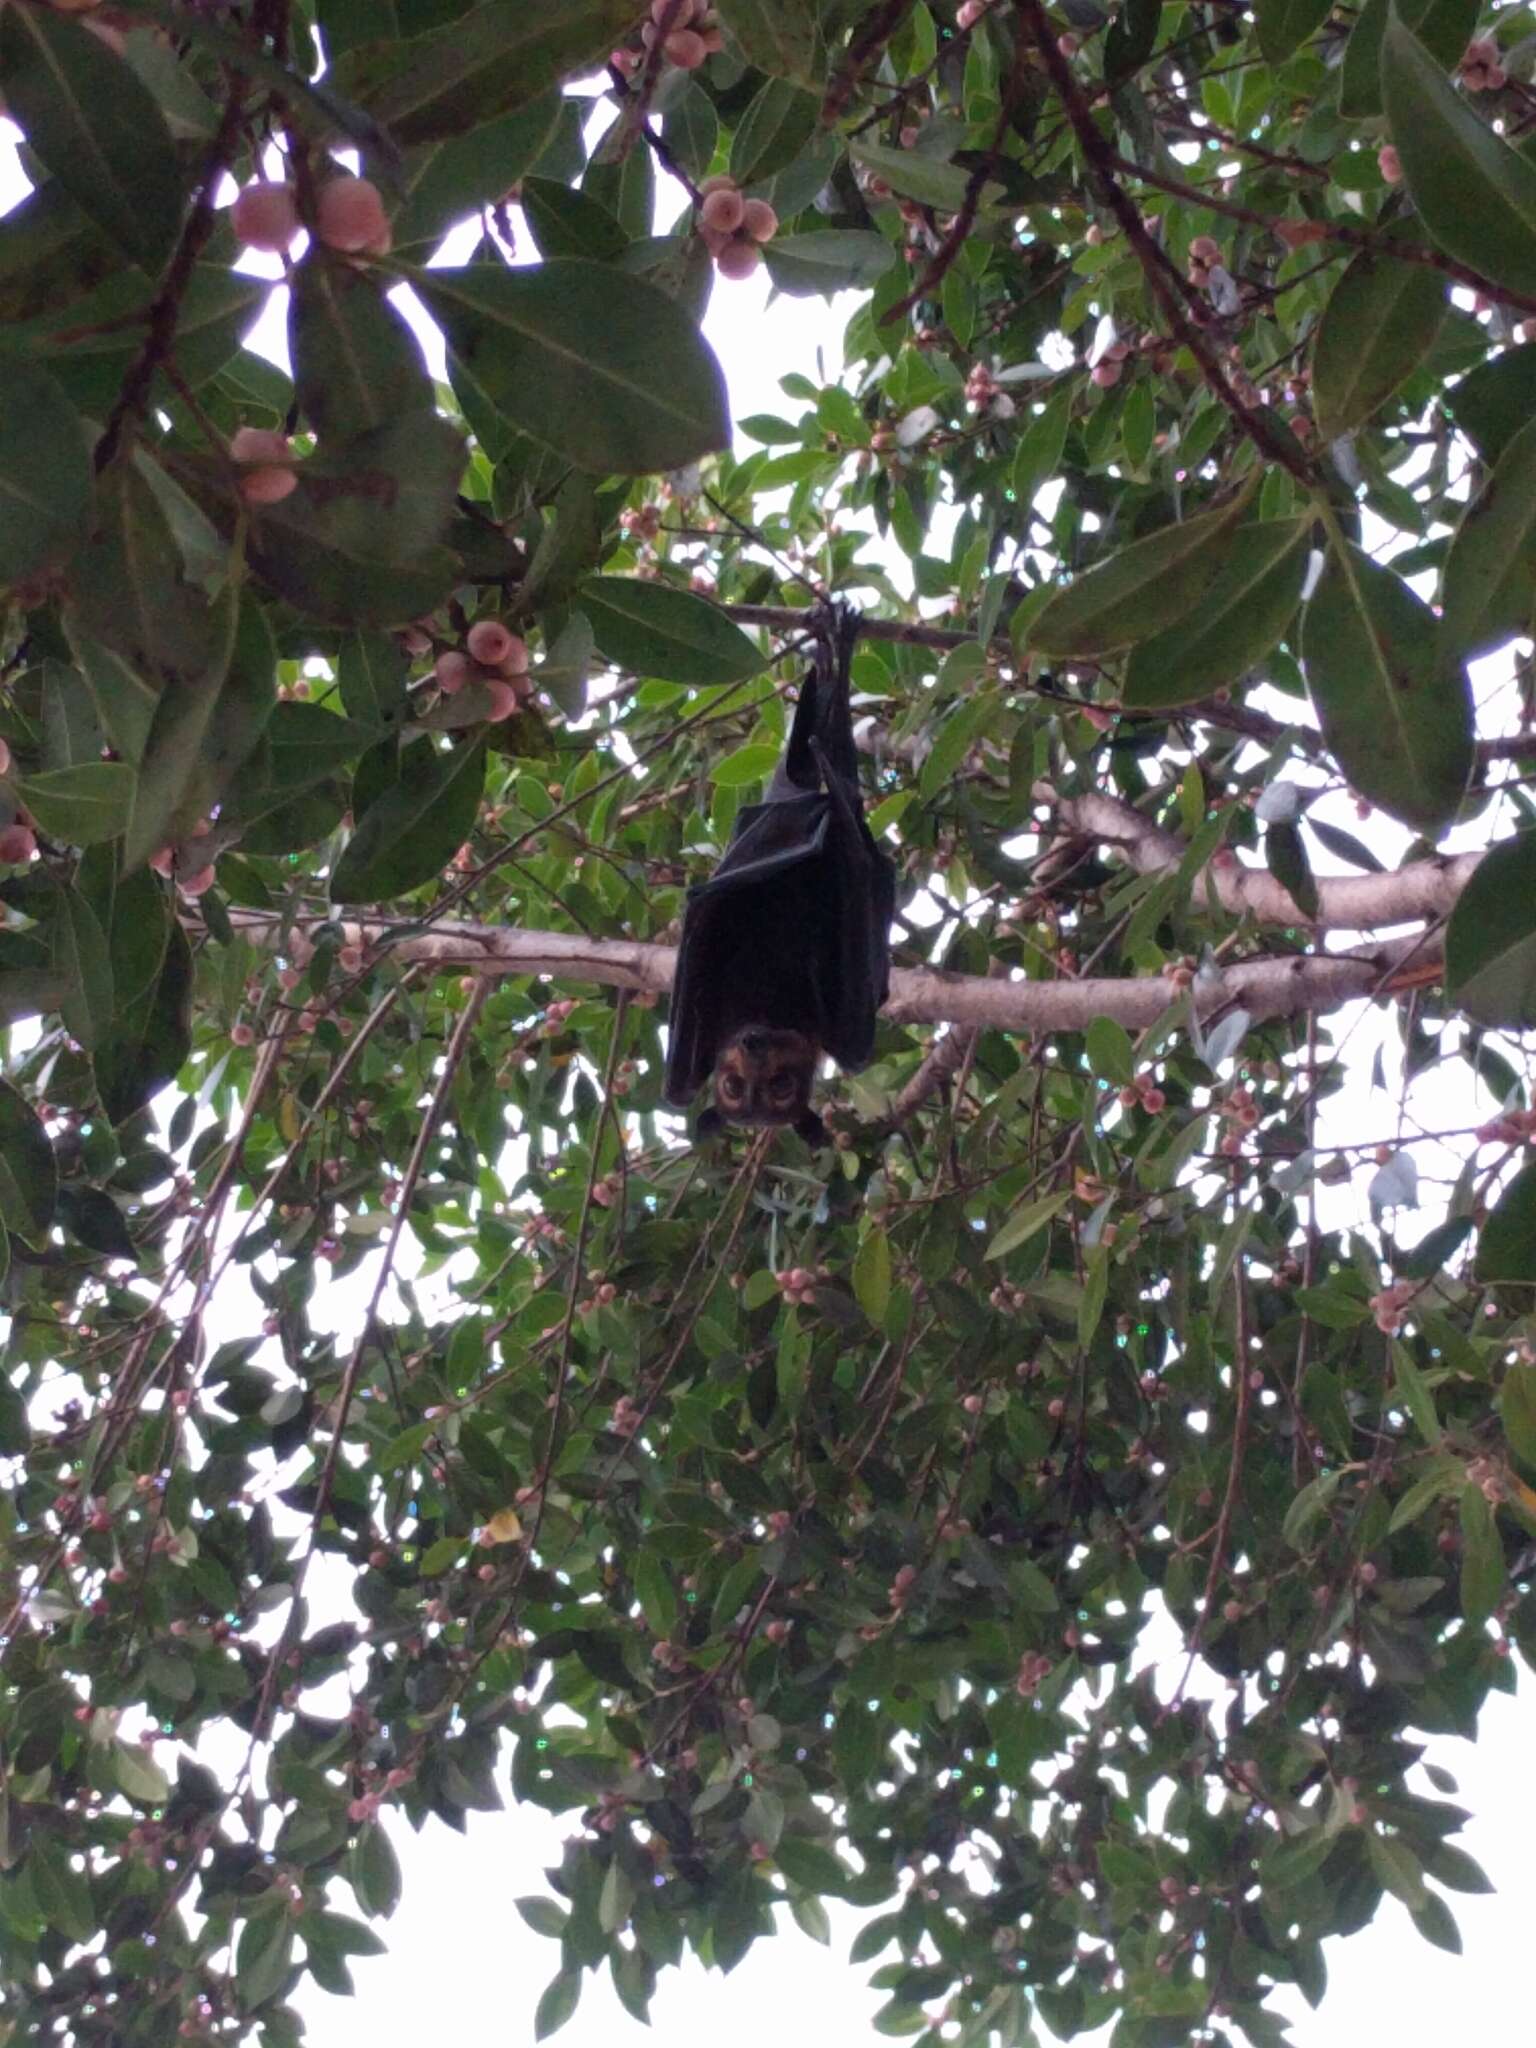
[3,86,1530,2048]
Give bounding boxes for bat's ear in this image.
[694,1105,726,1142]
[793,1108,830,1149]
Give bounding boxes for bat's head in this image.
[699,1026,827,1144]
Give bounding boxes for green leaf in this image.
[1300,541,1474,835]
[121,577,239,870]
[1476,1160,1536,1283]
[1255,0,1331,64]
[582,578,767,685]
[731,79,821,189]
[395,93,564,251]
[1366,1829,1428,1910]
[94,915,193,1128]
[338,631,409,733]
[1499,1364,1536,1473]
[66,459,224,695]
[533,1968,582,2041]
[1340,0,1478,119]
[715,0,822,82]
[763,232,896,297]
[0,357,91,587]
[1381,13,1536,302]
[331,738,486,904]
[1445,831,1536,1028]
[1457,1482,1504,1622]
[0,1079,56,1243]
[1439,412,1536,662]
[288,251,434,442]
[1392,1340,1443,1446]
[1011,387,1073,510]
[16,762,135,846]
[521,176,629,264]
[1265,819,1319,922]
[1122,520,1318,712]
[410,261,729,476]
[1311,238,1447,441]
[985,1190,1071,1261]
[1085,1015,1135,1087]
[1410,1890,1463,1955]
[710,743,780,788]
[1030,482,1255,658]
[113,1739,170,1806]
[1443,345,1536,465]
[516,1896,569,1940]
[0,1,183,272]
[853,1226,892,1327]
[331,0,640,146]
[235,1914,294,2012]
[51,883,113,1055]
[849,141,979,216]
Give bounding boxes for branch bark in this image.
[1034,782,1481,929]
[225,912,1447,1035]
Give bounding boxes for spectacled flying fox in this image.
[664,602,896,1145]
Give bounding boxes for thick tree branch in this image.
[1035,782,1481,929]
[225,912,1447,1035]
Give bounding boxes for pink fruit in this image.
[741,197,778,243]
[435,651,471,694]
[239,465,298,504]
[232,182,300,253]
[179,866,216,896]
[1378,143,1402,185]
[231,1022,255,1047]
[665,27,706,66]
[1057,33,1079,55]
[1189,234,1222,264]
[483,680,521,721]
[957,0,985,26]
[230,426,291,464]
[715,239,762,280]
[700,186,745,234]
[466,619,516,667]
[1091,360,1122,387]
[0,824,35,863]
[314,175,389,254]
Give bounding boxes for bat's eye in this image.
[769,1073,798,1106]
[718,1073,745,1107]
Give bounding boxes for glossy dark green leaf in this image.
[0,358,91,588]
[1499,1361,1536,1472]
[533,1967,581,2041]
[288,252,434,441]
[57,1184,136,1264]
[394,92,563,251]
[234,1914,294,2012]
[1340,0,1478,118]
[520,177,629,264]
[0,1,183,272]
[51,882,112,1054]
[348,1824,403,1919]
[331,738,485,903]
[339,632,410,732]
[1312,239,1446,441]
[1255,0,1330,63]
[731,80,820,189]
[1300,541,1474,834]
[95,916,192,1128]
[1265,819,1320,921]
[13,266,264,417]
[849,140,977,215]
[1124,519,1312,708]
[18,763,135,846]
[715,0,821,81]
[332,0,638,147]
[582,578,767,685]
[1446,831,1536,1028]
[1381,15,1536,301]
[1476,1159,1536,1283]
[762,232,897,297]
[411,261,730,476]
[1457,1482,1504,1621]
[65,459,223,692]
[1439,412,1536,662]
[1443,345,1536,465]
[1031,483,1255,658]
[0,1079,56,1243]
[0,176,119,327]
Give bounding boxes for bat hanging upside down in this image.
[664,601,897,1145]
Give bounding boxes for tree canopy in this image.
[2,1,1536,2044]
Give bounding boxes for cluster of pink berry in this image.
[610,1393,645,1437]
[964,362,997,410]
[430,620,531,722]
[1117,1072,1167,1115]
[775,1263,826,1305]
[229,424,298,506]
[1476,1106,1536,1145]
[1369,1278,1417,1335]
[1459,35,1506,91]
[1091,338,1131,389]
[696,174,779,280]
[612,0,725,77]
[231,172,390,258]
[1186,233,1223,286]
